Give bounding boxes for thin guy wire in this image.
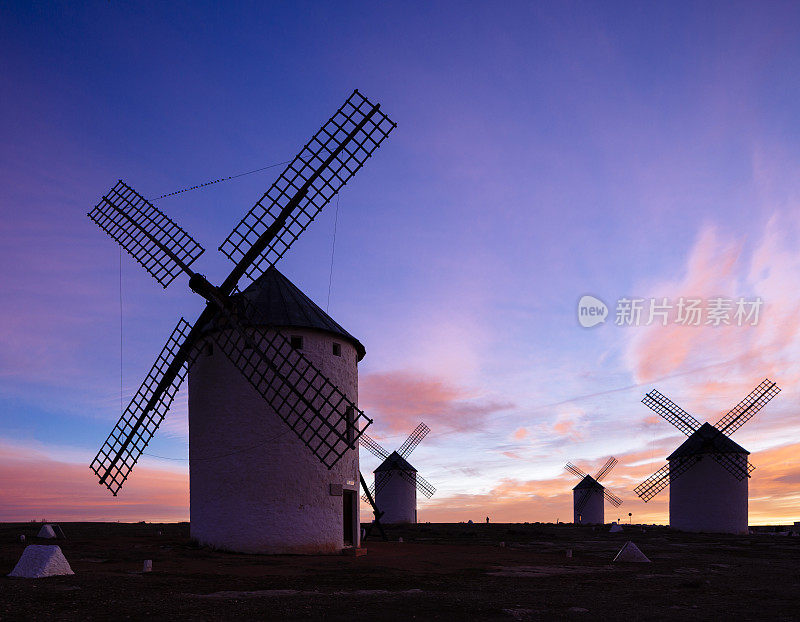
[150,159,292,201]
[326,193,340,313]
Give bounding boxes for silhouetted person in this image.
[486,516,490,524]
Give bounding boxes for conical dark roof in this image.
[375,451,417,473]
[573,475,604,491]
[667,422,749,460]
[232,266,365,360]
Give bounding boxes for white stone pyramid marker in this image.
[612,541,650,563]
[37,524,56,539]
[609,522,623,533]
[8,545,75,578]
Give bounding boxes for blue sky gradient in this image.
[2,1,800,523]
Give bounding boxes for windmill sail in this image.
[565,462,588,479]
[594,457,618,482]
[359,433,390,461]
[90,319,195,495]
[397,423,430,459]
[715,379,780,435]
[641,390,702,437]
[396,468,437,498]
[88,181,205,288]
[219,90,396,285]
[603,489,623,507]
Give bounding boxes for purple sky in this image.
[2,2,800,523]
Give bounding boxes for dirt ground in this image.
[0,521,798,621]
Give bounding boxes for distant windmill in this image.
[87,90,396,553]
[359,423,437,524]
[565,457,622,524]
[634,379,780,534]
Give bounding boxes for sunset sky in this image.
[1,2,799,525]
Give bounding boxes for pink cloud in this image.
[549,408,586,441]
[359,370,513,435]
[511,427,528,440]
[625,218,800,418]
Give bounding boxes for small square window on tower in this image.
[332,342,341,357]
[290,335,303,350]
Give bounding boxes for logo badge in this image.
[578,295,608,328]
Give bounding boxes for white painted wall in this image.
[189,327,360,554]
[669,454,748,534]
[375,469,417,524]
[573,489,604,524]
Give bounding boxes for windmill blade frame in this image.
[360,479,377,504]
[641,390,703,437]
[593,456,618,482]
[603,488,623,508]
[715,379,780,436]
[709,452,755,481]
[88,180,205,288]
[394,467,437,498]
[359,433,390,461]
[218,89,396,285]
[565,462,588,479]
[90,318,196,495]
[397,422,430,459]
[414,471,437,499]
[373,465,437,500]
[634,455,700,502]
[633,463,672,502]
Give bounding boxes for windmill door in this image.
[343,490,356,546]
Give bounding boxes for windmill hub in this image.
[188,273,220,302]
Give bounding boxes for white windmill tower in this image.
[86,90,396,554]
[360,423,437,524]
[189,267,367,553]
[565,457,622,524]
[635,379,781,534]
